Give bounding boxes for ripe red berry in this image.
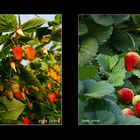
[48,93,57,104]
[117,88,134,104]
[134,102,140,117]
[14,91,22,99]
[125,52,140,71]
[22,117,30,125]
[12,46,22,61]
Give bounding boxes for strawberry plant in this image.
[0,14,62,124]
[78,14,140,124]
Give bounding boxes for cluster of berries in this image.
[116,52,140,117]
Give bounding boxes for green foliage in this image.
[80,79,115,99]
[79,38,98,67]
[88,21,113,45]
[19,67,42,90]
[132,69,140,78]
[79,98,123,124]
[79,66,98,80]
[79,21,88,36]
[96,54,118,72]
[79,14,140,124]
[112,31,135,52]
[0,14,17,32]
[0,14,62,124]
[118,115,140,124]
[21,17,46,33]
[91,15,129,26]
[0,97,25,120]
[108,58,126,87]
[132,15,140,26]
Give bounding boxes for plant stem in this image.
[121,31,136,48]
[18,15,21,28]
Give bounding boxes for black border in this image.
[1,1,140,135]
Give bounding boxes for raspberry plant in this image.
[78,14,140,124]
[0,14,62,124]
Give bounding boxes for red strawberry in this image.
[22,117,30,125]
[122,108,135,116]
[24,46,35,61]
[12,46,22,61]
[117,88,134,104]
[14,91,22,99]
[134,102,140,117]
[48,93,57,104]
[125,52,140,71]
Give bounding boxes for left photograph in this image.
[0,14,62,125]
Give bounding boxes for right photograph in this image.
[78,14,140,125]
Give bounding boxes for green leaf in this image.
[111,15,129,25]
[54,14,62,24]
[91,15,129,26]
[19,67,42,90]
[48,14,61,26]
[0,35,7,45]
[79,21,88,36]
[108,58,126,87]
[131,33,140,50]
[0,44,11,59]
[0,119,21,124]
[84,110,115,124]
[89,22,113,45]
[0,36,13,59]
[91,15,114,26]
[96,54,119,72]
[79,38,98,67]
[0,97,25,120]
[78,80,84,95]
[79,66,97,80]
[118,115,140,124]
[132,15,140,26]
[51,29,61,42]
[0,102,7,112]
[113,57,125,70]
[82,79,115,99]
[112,31,134,52]
[99,41,119,56]
[108,69,126,87]
[132,69,140,78]
[78,98,88,124]
[36,27,52,40]
[21,17,46,32]
[80,98,123,124]
[0,14,17,32]
[40,62,48,71]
